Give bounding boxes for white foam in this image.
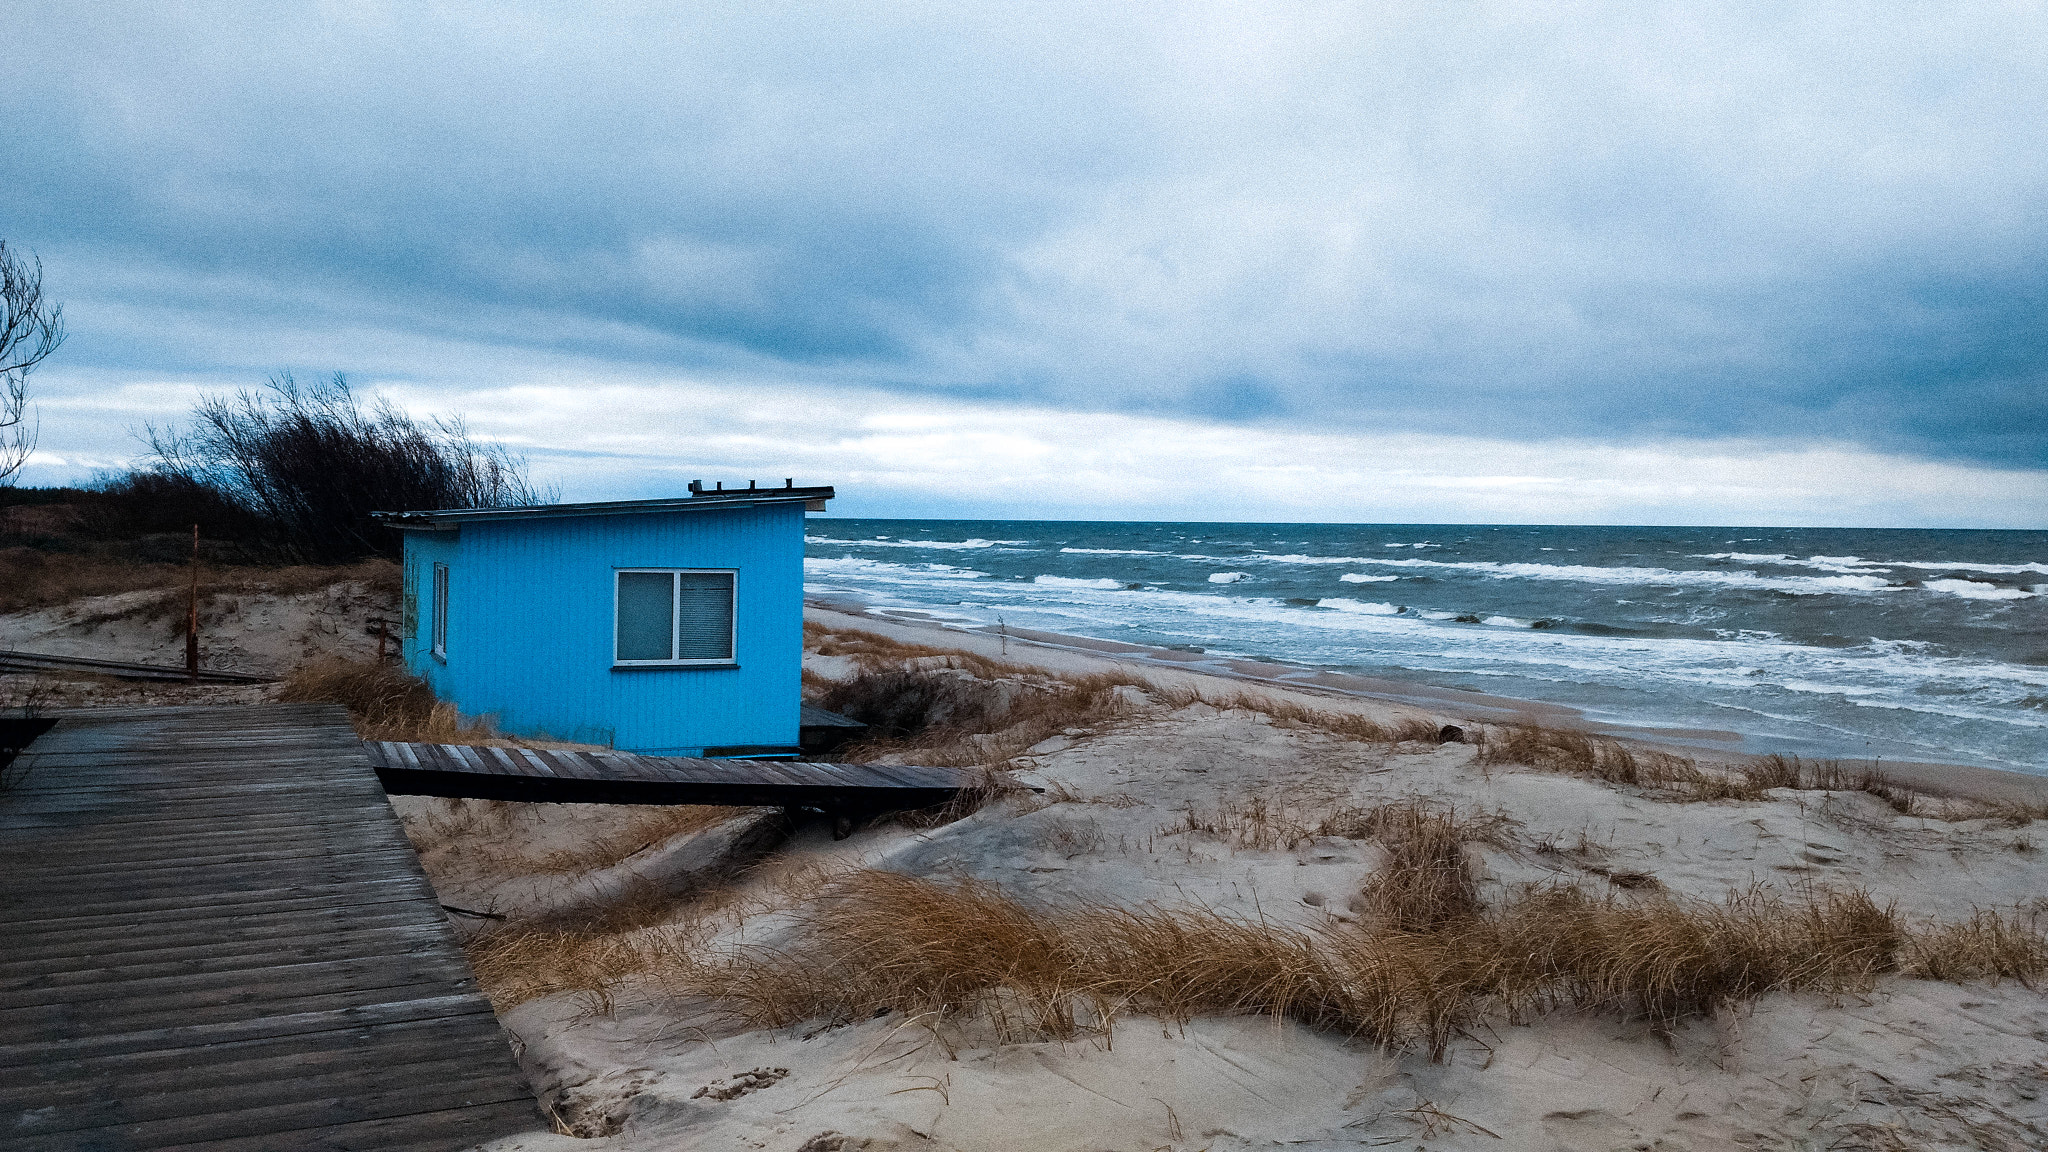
[1032,575,1127,590]
[1693,551,2048,577]
[806,536,1021,550]
[802,556,988,580]
[1060,547,1164,555]
[1208,572,1250,584]
[1482,615,1531,627]
[1892,560,2048,576]
[1343,558,1896,595]
[1922,579,2037,600]
[1339,573,1399,583]
[1317,598,1401,615]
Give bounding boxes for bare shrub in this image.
[812,667,1011,741]
[812,660,1135,768]
[142,372,552,562]
[279,655,494,742]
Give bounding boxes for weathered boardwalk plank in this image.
[0,704,541,1151]
[366,740,972,810]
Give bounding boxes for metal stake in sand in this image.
[186,523,200,682]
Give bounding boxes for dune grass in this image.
[658,869,2018,1060]
[467,848,2045,1060]
[1,555,398,618]
[278,655,497,742]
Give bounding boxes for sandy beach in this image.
[9,580,2048,1149]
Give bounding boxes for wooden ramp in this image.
[0,704,541,1152]
[365,741,969,811]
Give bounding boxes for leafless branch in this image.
[0,241,65,484]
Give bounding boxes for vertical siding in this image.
[402,505,804,753]
[401,532,462,702]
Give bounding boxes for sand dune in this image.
[395,608,2048,1151]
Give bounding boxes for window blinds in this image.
[675,573,734,661]
[615,570,734,662]
[615,572,676,661]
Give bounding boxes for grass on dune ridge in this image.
[472,864,2047,1060]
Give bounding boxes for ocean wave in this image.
[1693,551,2048,577]
[1033,575,1128,590]
[1337,558,1895,594]
[1208,572,1250,584]
[1921,579,2037,600]
[1317,598,1401,615]
[802,556,988,580]
[1060,547,1164,555]
[1340,573,1399,583]
[807,536,1023,550]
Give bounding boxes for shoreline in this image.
[808,595,2048,807]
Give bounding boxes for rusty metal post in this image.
[186,524,200,682]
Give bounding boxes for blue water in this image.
[804,521,2048,774]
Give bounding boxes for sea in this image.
[803,521,2048,775]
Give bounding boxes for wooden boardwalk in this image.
[366,741,969,811]
[0,704,540,1151]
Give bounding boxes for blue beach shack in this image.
[372,481,834,756]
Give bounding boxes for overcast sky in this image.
[6,2,2047,525]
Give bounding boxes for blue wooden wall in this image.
[399,503,805,754]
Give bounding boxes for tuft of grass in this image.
[1904,909,2048,985]
[279,655,494,742]
[467,894,705,1013]
[1480,723,1783,803]
[1351,801,1494,932]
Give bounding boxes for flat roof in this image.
[371,485,834,529]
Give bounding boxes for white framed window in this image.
[430,563,449,659]
[614,569,736,665]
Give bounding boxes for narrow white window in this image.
[614,569,735,665]
[430,563,449,659]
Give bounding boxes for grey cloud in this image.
[6,1,2048,467]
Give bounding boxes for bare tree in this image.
[0,242,65,484]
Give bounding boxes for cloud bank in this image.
[7,2,2048,521]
